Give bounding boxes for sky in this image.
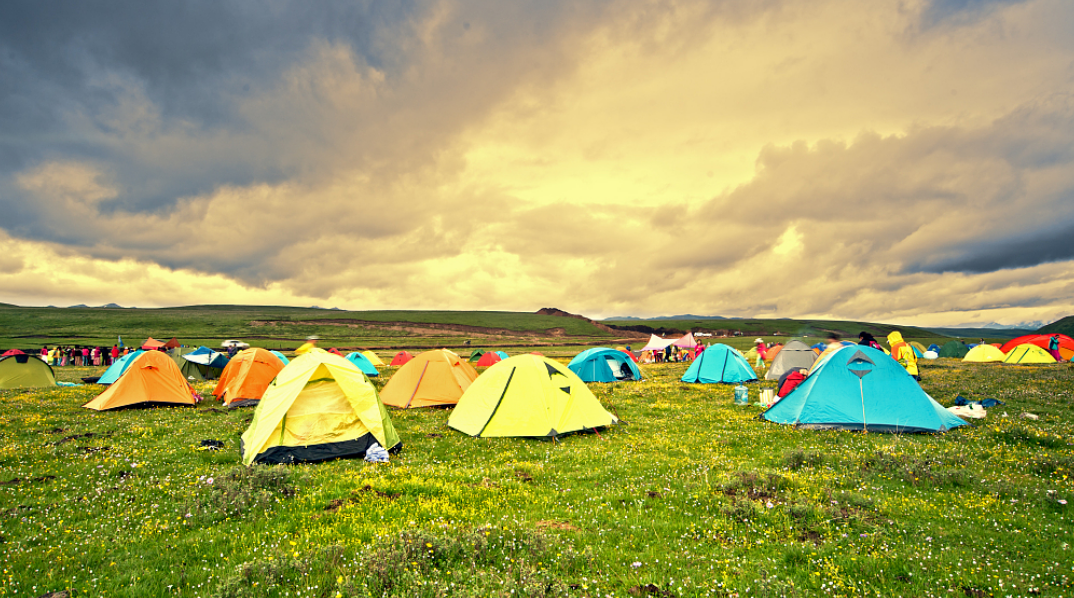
[2,0,1073,327]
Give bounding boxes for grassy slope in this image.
[1,358,1071,597]
[1040,315,1074,336]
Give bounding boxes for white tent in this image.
[639,334,676,352]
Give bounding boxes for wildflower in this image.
[632,561,642,568]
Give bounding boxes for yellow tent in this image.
[0,355,56,389]
[240,349,400,465]
[1003,344,1057,365]
[379,349,478,408]
[361,350,385,366]
[963,344,1006,363]
[84,351,193,411]
[448,354,618,438]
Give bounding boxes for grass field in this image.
[1,355,1072,597]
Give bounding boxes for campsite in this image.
[0,305,1072,597]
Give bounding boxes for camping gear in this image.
[734,384,749,405]
[240,349,400,465]
[344,352,379,377]
[681,344,757,384]
[389,351,414,366]
[141,337,167,350]
[180,346,229,380]
[361,350,385,366]
[568,347,642,383]
[0,354,57,389]
[937,341,970,359]
[759,388,776,407]
[97,350,145,385]
[84,351,194,411]
[764,339,817,380]
[448,354,617,438]
[213,348,286,408]
[1002,344,1057,364]
[380,349,479,408]
[468,349,486,362]
[270,350,290,365]
[475,352,502,367]
[923,350,938,360]
[1000,334,1074,360]
[962,344,1006,363]
[762,346,967,433]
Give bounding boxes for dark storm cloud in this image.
[915,217,1074,273]
[919,0,1031,27]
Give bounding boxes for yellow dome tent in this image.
[361,350,385,366]
[241,349,400,465]
[448,354,618,438]
[1003,344,1057,365]
[963,344,1006,363]
[379,349,478,408]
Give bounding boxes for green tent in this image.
[467,349,486,363]
[0,354,56,389]
[449,355,617,438]
[938,341,969,358]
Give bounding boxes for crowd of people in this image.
[39,345,132,367]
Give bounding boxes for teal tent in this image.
[495,351,509,360]
[763,346,967,433]
[344,352,379,377]
[568,348,642,382]
[938,341,969,358]
[270,350,289,365]
[681,344,757,384]
[98,350,145,385]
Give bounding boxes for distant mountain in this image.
[309,306,344,311]
[948,321,1047,330]
[925,327,1036,339]
[98,303,123,309]
[604,314,730,321]
[66,304,88,308]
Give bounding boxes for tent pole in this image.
[405,362,430,409]
[860,378,867,433]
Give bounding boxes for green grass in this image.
[1,359,1072,597]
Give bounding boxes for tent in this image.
[764,339,817,380]
[962,344,1006,363]
[568,347,642,383]
[141,337,166,350]
[0,354,57,389]
[448,354,618,438]
[1002,344,1057,365]
[361,351,385,366]
[213,348,286,407]
[389,351,414,366]
[270,350,290,365]
[937,341,969,358]
[1,349,25,357]
[240,349,400,465]
[495,351,509,360]
[999,334,1074,361]
[763,346,968,433]
[765,344,784,362]
[380,349,479,408]
[97,350,145,385]
[344,352,379,377]
[928,344,940,353]
[673,333,697,348]
[639,334,676,352]
[468,349,486,363]
[163,338,181,349]
[681,344,758,384]
[475,352,502,367]
[923,350,938,360]
[909,341,928,358]
[179,346,229,380]
[84,351,194,411]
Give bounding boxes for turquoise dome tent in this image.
[344,352,379,377]
[681,344,757,384]
[762,346,967,433]
[97,350,145,385]
[270,350,289,365]
[568,347,642,382]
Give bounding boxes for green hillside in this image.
[1038,315,1074,336]
[604,317,942,340]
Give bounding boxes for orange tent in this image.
[380,349,479,408]
[765,344,784,362]
[390,351,414,366]
[999,334,1073,361]
[84,351,194,411]
[475,352,501,367]
[213,348,285,407]
[141,337,166,350]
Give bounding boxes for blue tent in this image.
[568,348,642,382]
[495,351,509,360]
[811,343,826,352]
[181,346,230,369]
[98,350,145,385]
[763,346,967,433]
[270,350,289,365]
[911,345,924,358]
[344,352,379,377]
[927,344,940,353]
[681,344,757,384]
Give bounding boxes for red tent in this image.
[476,352,501,367]
[999,334,1073,360]
[327,348,343,356]
[163,337,181,349]
[1,349,25,357]
[390,351,414,366]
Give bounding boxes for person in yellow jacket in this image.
[294,335,319,355]
[886,330,919,381]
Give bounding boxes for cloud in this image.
[1,0,1074,326]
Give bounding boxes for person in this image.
[295,335,319,355]
[887,331,919,381]
[777,368,809,397]
[858,332,882,350]
[1048,335,1063,362]
[111,345,119,365]
[825,334,843,352]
